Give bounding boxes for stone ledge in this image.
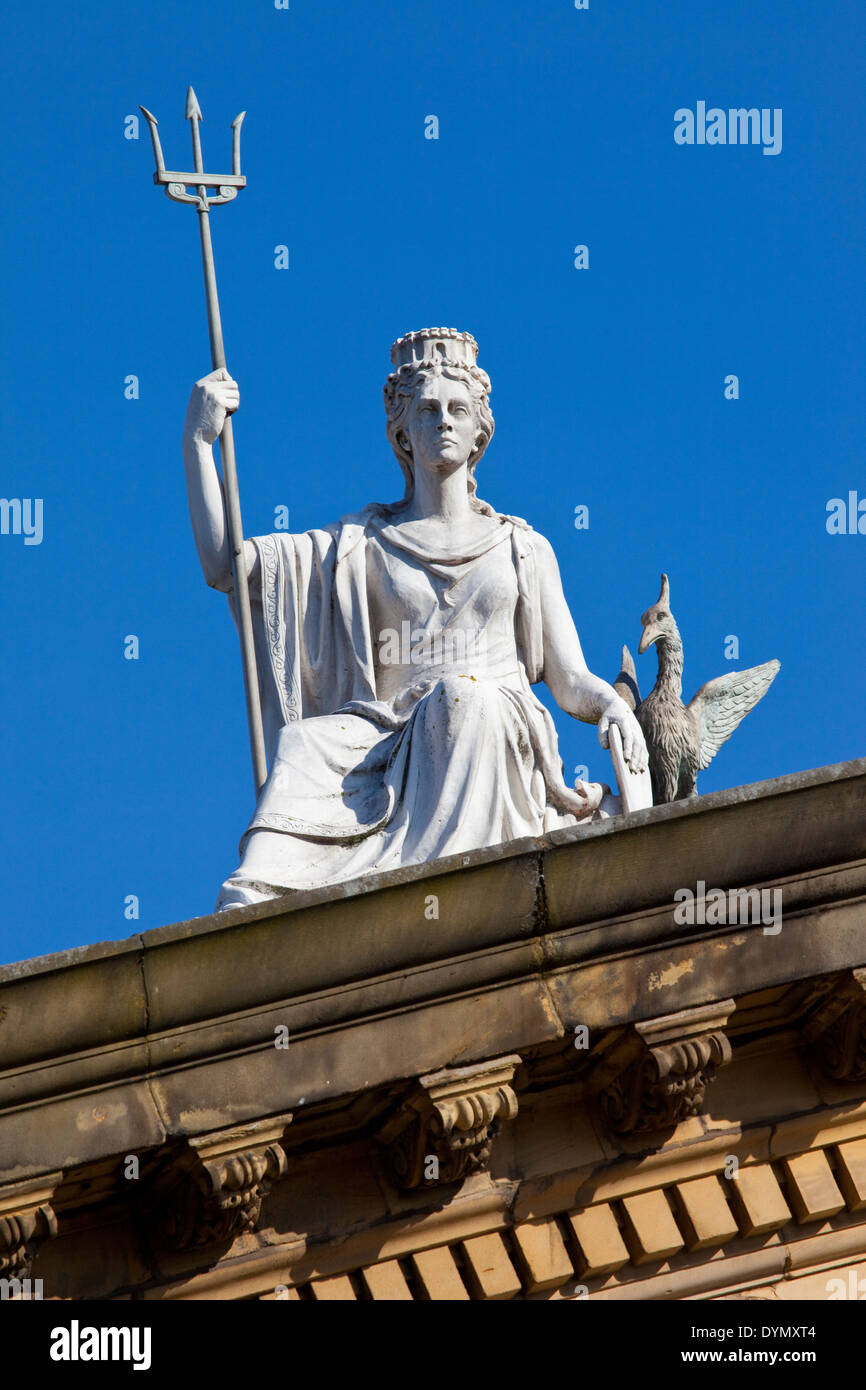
[0,760,863,1189]
[4,757,863,985]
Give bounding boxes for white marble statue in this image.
[182,329,649,907]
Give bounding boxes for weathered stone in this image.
[567,1204,630,1277]
[0,761,863,1300]
[141,1116,291,1253]
[672,1176,739,1251]
[362,1260,413,1301]
[804,968,866,1083]
[592,1001,733,1135]
[619,1191,684,1265]
[411,1246,469,1300]
[0,1175,59,1278]
[376,1056,519,1189]
[833,1138,866,1212]
[782,1151,845,1224]
[309,1274,356,1300]
[728,1165,792,1237]
[461,1233,522,1299]
[511,1219,573,1293]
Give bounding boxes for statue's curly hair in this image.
[383,360,496,515]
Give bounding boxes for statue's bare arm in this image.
[533,532,648,774]
[182,369,260,595]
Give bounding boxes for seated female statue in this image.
[181,328,647,907]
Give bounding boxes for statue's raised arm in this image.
[182,367,260,596]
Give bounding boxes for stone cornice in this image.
[0,760,863,1194]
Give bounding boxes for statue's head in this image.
[383,329,495,510]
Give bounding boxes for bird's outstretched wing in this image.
[689,659,780,770]
[614,644,641,712]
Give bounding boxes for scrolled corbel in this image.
[377,1055,521,1189]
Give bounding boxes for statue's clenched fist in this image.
[184,367,240,446]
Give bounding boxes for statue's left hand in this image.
[598,699,648,776]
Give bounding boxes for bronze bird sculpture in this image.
[614,574,780,804]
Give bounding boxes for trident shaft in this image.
[140,87,268,795]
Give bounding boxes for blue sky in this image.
[1,0,863,962]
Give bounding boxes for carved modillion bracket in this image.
[803,968,866,1083]
[377,1055,520,1189]
[590,1000,735,1136]
[144,1114,292,1253]
[0,1173,61,1278]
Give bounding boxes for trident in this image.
[139,87,267,794]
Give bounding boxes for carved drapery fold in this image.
[377,1056,520,1189]
[592,1001,734,1135]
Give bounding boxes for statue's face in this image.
[401,375,478,473]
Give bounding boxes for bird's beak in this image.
[638,625,659,655]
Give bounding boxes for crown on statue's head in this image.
[389,327,479,372]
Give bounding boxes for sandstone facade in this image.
[2,760,865,1301]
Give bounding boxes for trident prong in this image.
[186,85,205,184]
[139,87,266,795]
[138,106,166,179]
[138,88,246,211]
[231,112,246,177]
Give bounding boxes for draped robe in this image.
[216,504,598,907]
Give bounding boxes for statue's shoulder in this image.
[505,522,562,585]
[259,505,390,567]
[497,512,556,561]
[491,508,532,533]
[332,502,393,561]
[338,502,391,530]
[525,525,554,554]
